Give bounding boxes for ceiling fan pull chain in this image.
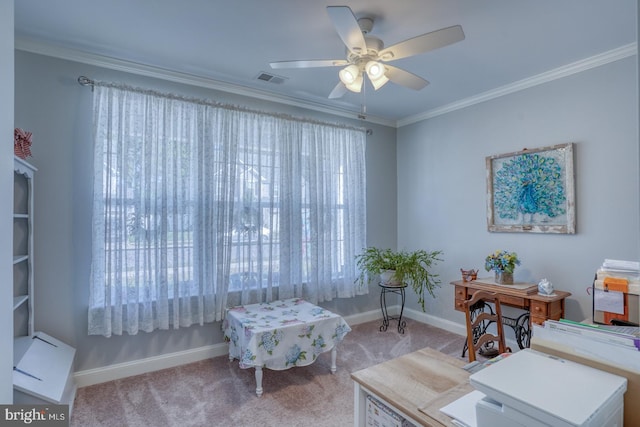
[359,79,367,119]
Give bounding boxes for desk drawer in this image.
[497,294,525,308]
[531,301,548,317]
[454,286,467,312]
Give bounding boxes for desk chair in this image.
[463,290,510,362]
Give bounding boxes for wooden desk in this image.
[351,347,473,426]
[451,279,571,349]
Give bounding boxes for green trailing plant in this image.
[355,247,443,311]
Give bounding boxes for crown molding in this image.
[14,37,396,128]
[398,43,638,127]
[15,37,636,129]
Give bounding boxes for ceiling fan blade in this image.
[378,25,465,62]
[326,6,367,55]
[385,65,429,91]
[328,82,348,99]
[270,59,348,69]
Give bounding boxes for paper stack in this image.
[596,259,640,285]
[533,320,640,371]
[593,259,640,326]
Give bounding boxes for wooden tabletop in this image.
[351,347,473,426]
[450,279,571,302]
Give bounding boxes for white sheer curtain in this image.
[88,84,367,337]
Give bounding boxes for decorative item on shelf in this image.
[355,246,443,311]
[14,128,33,160]
[460,268,478,282]
[537,278,555,296]
[484,250,520,285]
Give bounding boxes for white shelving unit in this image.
[13,157,35,338]
[13,156,77,411]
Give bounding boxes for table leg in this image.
[330,347,337,374]
[515,312,531,349]
[255,366,263,397]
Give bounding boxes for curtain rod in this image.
[77,76,373,135]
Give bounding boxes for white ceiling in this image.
[14,0,637,126]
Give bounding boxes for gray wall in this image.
[1,0,15,403]
[13,51,394,371]
[397,57,639,329]
[13,49,639,373]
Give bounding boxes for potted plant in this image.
[355,247,443,311]
[484,250,520,284]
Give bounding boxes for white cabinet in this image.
[13,156,77,411]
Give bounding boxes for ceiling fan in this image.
[270,6,465,99]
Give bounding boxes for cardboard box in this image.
[593,275,640,326]
[531,336,640,427]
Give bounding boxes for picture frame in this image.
[486,143,575,234]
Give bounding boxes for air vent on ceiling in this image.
[256,72,287,84]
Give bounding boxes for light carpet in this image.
[71,319,467,427]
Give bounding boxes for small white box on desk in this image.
[470,349,626,427]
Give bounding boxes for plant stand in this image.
[378,283,407,334]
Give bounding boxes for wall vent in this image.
[255,72,287,84]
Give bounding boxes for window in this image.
[88,85,367,337]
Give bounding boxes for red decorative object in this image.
[14,128,33,159]
[460,268,478,282]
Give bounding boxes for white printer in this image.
[469,349,627,427]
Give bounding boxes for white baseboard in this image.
[74,306,519,387]
[73,308,385,387]
[74,306,518,387]
[403,307,467,337]
[73,342,230,387]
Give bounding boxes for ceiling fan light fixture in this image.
[370,73,389,90]
[272,6,463,99]
[365,61,384,80]
[339,64,360,85]
[344,73,363,93]
[365,61,389,90]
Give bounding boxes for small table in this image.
[451,279,572,350]
[223,298,351,396]
[351,347,472,426]
[378,283,407,333]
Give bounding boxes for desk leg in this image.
[353,382,366,427]
[515,312,531,349]
[330,347,337,374]
[255,367,263,397]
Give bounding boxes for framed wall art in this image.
[486,143,575,234]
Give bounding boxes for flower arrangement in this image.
[484,250,520,273]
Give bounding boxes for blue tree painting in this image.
[493,151,567,225]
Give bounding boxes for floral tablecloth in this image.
[223,298,351,370]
